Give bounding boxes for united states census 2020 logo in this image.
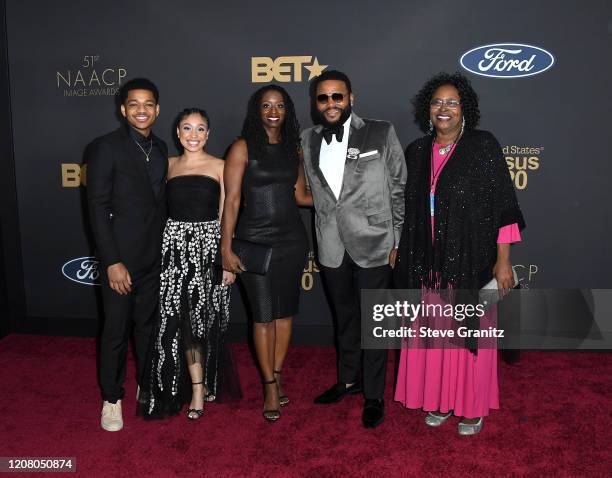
[62,256,100,286]
[460,43,555,78]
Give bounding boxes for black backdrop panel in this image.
[5,1,612,331]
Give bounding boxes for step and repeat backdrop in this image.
[5,1,612,335]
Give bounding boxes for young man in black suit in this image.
[87,78,167,431]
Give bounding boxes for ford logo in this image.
[62,256,100,286]
[460,43,555,78]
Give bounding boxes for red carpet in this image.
[0,335,610,477]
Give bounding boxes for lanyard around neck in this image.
[430,142,457,190]
[429,141,459,218]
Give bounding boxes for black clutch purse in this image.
[216,239,273,275]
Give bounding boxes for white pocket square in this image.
[359,150,378,158]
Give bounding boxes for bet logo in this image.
[61,163,86,187]
[251,56,327,83]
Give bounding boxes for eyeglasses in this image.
[316,93,346,104]
[430,99,461,109]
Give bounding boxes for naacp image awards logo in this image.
[56,54,127,97]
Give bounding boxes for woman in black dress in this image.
[221,85,312,422]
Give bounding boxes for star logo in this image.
[304,57,328,80]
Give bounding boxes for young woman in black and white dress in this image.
[144,108,238,420]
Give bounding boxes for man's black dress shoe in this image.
[313,382,362,404]
[362,398,384,428]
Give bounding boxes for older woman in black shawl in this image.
[393,72,525,435]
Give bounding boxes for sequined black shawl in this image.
[394,129,525,290]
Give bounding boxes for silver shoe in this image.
[458,417,483,435]
[425,411,452,427]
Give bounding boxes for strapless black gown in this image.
[144,175,239,418]
[236,143,308,323]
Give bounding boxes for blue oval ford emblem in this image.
[460,43,555,78]
[62,256,100,286]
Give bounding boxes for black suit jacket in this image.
[86,126,168,278]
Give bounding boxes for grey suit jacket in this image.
[301,113,407,268]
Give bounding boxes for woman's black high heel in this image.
[203,384,216,402]
[262,378,281,422]
[274,370,289,407]
[187,381,205,420]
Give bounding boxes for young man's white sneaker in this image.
[101,400,123,432]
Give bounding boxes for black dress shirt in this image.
[128,125,166,198]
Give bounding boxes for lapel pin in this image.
[347,148,360,159]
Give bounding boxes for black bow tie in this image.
[322,125,344,145]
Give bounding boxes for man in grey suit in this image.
[301,70,407,428]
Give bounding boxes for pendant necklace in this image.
[438,144,453,155]
[134,138,153,162]
[436,125,463,155]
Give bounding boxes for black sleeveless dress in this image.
[144,175,236,418]
[236,143,308,323]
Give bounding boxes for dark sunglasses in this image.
[316,93,346,104]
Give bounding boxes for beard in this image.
[312,104,352,128]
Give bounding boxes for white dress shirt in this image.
[319,115,351,200]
